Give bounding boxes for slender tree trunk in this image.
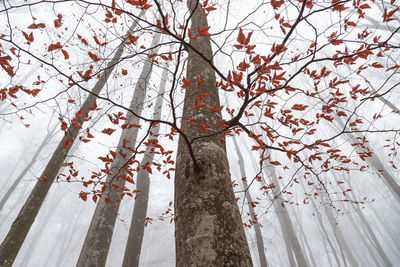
[341,179,393,267]
[369,204,400,257]
[0,124,56,212]
[323,197,359,267]
[121,59,167,267]
[299,182,341,267]
[76,33,160,267]
[0,16,143,266]
[232,137,268,267]
[264,162,308,267]
[346,210,382,267]
[174,1,253,266]
[296,216,317,267]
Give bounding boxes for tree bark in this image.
[121,58,168,267]
[174,1,253,266]
[0,16,143,267]
[76,32,159,267]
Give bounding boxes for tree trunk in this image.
[296,216,317,267]
[174,1,253,266]
[0,124,56,212]
[232,137,268,267]
[300,182,341,267]
[0,16,143,267]
[76,32,159,267]
[323,196,359,267]
[341,178,393,267]
[264,162,308,267]
[121,58,168,267]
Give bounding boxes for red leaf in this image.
[89,100,98,111]
[61,49,69,59]
[270,161,281,166]
[292,104,308,111]
[371,62,384,68]
[181,77,191,88]
[102,128,116,135]
[198,26,211,36]
[79,192,87,201]
[54,17,62,28]
[237,28,246,45]
[88,52,100,62]
[359,3,370,9]
[122,69,128,75]
[28,23,45,29]
[63,137,74,149]
[22,31,34,42]
[48,42,62,52]
[196,75,204,86]
[31,89,40,96]
[110,150,117,159]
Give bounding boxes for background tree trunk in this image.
[76,33,160,267]
[233,137,268,267]
[174,1,253,266]
[122,58,168,267]
[264,160,308,267]
[0,17,142,267]
[0,123,56,212]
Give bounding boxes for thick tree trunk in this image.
[233,137,268,267]
[174,1,253,266]
[121,59,168,267]
[0,17,142,267]
[76,33,160,267]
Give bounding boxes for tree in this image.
[233,136,268,267]
[0,13,145,266]
[0,119,57,212]
[0,0,400,266]
[122,57,168,267]
[77,33,160,267]
[173,0,253,265]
